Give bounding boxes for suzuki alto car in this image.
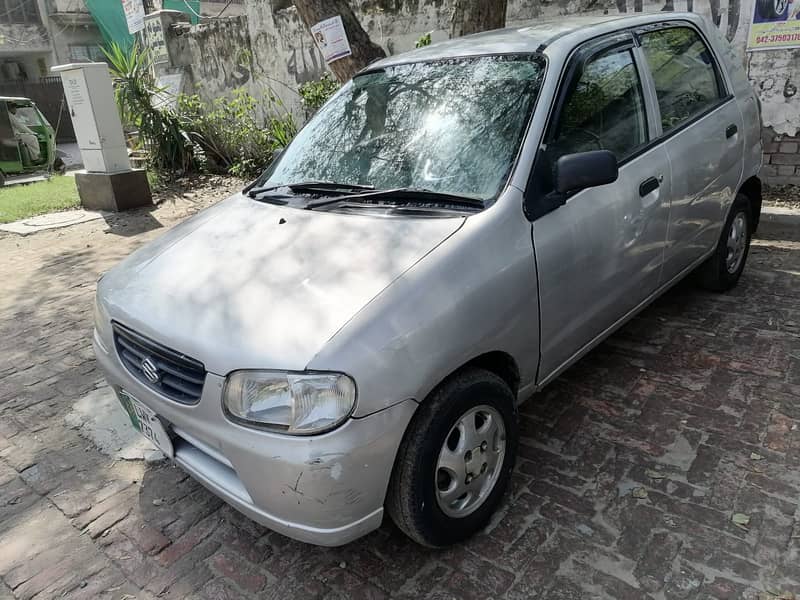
[94,13,762,547]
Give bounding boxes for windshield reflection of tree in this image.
[270,56,544,201]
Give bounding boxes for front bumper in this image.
[93,329,417,546]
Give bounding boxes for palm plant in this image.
[102,42,198,173]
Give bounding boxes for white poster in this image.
[310,16,352,64]
[153,73,184,110]
[122,0,145,34]
[143,16,168,62]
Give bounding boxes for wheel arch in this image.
[422,351,522,404]
[739,176,762,233]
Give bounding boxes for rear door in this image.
[636,24,745,283]
[528,33,672,382]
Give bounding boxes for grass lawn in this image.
[0,176,81,224]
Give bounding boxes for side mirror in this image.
[554,150,618,195]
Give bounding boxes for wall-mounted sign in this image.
[747,0,800,50]
[122,0,145,34]
[143,16,168,63]
[310,16,352,64]
[153,73,184,110]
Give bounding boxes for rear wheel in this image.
[696,193,752,292]
[386,368,518,547]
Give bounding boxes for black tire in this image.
[386,368,518,547]
[0,172,5,187]
[696,193,752,292]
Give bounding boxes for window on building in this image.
[68,45,107,63]
[0,0,40,25]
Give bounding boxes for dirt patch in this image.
[764,183,800,210]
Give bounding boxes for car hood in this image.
[99,194,464,375]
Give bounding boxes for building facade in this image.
[0,0,104,83]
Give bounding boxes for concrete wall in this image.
[241,0,758,108]
[202,1,246,17]
[164,0,800,185]
[166,15,257,103]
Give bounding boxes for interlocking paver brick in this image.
[208,549,269,593]
[1,186,799,598]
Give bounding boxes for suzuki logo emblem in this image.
[140,357,160,384]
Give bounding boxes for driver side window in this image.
[550,47,648,162]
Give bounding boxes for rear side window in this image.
[639,27,724,132]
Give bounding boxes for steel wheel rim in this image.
[776,0,788,13]
[726,211,747,274]
[435,405,506,518]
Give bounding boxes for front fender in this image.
[307,190,540,417]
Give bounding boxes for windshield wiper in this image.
[306,187,484,210]
[247,181,375,198]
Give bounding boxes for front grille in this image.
[112,322,206,404]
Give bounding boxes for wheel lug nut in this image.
[466,474,473,484]
[465,450,472,462]
[480,441,488,452]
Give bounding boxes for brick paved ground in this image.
[0,186,799,599]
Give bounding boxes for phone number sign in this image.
[747,0,800,50]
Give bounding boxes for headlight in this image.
[93,294,111,351]
[223,371,356,435]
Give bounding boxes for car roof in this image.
[0,96,33,103]
[367,13,704,70]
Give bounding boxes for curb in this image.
[760,205,800,227]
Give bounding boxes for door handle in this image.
[639,176,660,197]
[726,124,738,138]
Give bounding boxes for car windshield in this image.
[258,54,546,204]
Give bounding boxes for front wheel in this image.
[386,368,518,547]
[696,193,752,292]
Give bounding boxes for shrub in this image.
[298,74,340,117]
[179,89,297,178]
[103,42,199,173]
[415,32,432,48]
[103,43,298,178]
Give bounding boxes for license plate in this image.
[117,390,174,459]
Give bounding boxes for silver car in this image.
[94,13,762,547]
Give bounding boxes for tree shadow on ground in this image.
[1,211,798,598]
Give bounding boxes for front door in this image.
[529,35,671,382]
